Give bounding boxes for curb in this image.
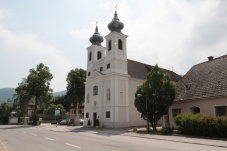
[122,134,227,148]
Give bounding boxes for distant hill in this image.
[0,88,66,104]
[0,88,16,104]
[53,90,67,97]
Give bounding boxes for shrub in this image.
[175,113,227,138]
[161,126,173,135]
[51,122,57,125]
[87,119,91,126]
[133,127,137,132]
[96,119,100,126]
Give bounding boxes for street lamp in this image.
[55,108,60,127]
[137,94,150,133]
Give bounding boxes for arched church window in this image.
[89,52,92,61]
[108,40,111,51]
[97,51,102,60]
[107,88,110,100]
[118,39,122,50]
[87,93,90,103]
[93,86,98,96]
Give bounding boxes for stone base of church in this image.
[101,120,147,128]
[101,122,129,128]
[99,119,164,129]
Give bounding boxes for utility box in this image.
[23,117,29,125]
[9,117,18,124]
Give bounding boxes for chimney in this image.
[208,56,214,61]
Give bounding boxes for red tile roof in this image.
[175,55,227,101]
[127,59,182,82]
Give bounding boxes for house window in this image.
[94,101,97,106]
[86,112,89,118]
[107,63,110,69]
[189,106,200,114]
[86,93,90,103]
[93,86,98,96]
[107,88,110,100]
[97,51,102,60]
[215,106,227,116]
[172,108,181,118]
[106,111,110,118]
[88,72,90,76]
[100,67,103,72]
[89,52,92,61]
[118,39,122,50]
[108,40,111,51]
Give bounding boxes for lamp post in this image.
[137,94,150,133]
[55,108,60,127]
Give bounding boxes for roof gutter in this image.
[175,94,227,102]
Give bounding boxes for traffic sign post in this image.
[55,108,60,127]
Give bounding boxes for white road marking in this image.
[44,137,54,141]
[31,134,37,136]
[0,140,8,151]
[21,131,26,134]
[65,143,82,149]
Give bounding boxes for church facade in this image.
[83,10,181,128]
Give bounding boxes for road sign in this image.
[55,110,60,116]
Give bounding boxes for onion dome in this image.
[89,25,104,46]
[108,10,124,33]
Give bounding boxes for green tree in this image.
[54,95,70,111]
[135,65,175,131]
[66,68,86,114]
[44,103,65,115]
[15,63,53,125]
[0,103,12,124]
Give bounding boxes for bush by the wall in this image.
[175,113,227,138]
[161,126,173,135]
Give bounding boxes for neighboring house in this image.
[84,10,181,128]
[69,102,84,116]
[169,55,227,128]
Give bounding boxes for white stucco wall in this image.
[128,77,147,126]
[169,96,227,128]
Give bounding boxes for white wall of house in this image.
[169,96,227,128]
[128,77,147,126]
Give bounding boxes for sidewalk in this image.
[39,124,227,148]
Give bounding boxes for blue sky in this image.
[1,0,227,92]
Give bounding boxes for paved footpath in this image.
[38,124,227,149]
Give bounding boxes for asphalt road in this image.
[0,125,226,151]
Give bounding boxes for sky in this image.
[0,0,227,92]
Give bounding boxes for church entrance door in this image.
[93,112,97,127]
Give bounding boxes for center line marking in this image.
[44,137,54,141]
[65,143,82,149]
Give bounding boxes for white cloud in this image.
[0,9,11,19]
[96,0,113,10]
[0,26,75,92]
[70,21,109,41]
[72,0,227,75]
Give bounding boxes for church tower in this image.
[84,7,130,128]
[86,24,105,79]
[105,8,128,75]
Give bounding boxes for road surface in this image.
[0,125,226,151]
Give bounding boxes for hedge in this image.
[175,113,227,138]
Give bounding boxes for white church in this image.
[83,9,181,128]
